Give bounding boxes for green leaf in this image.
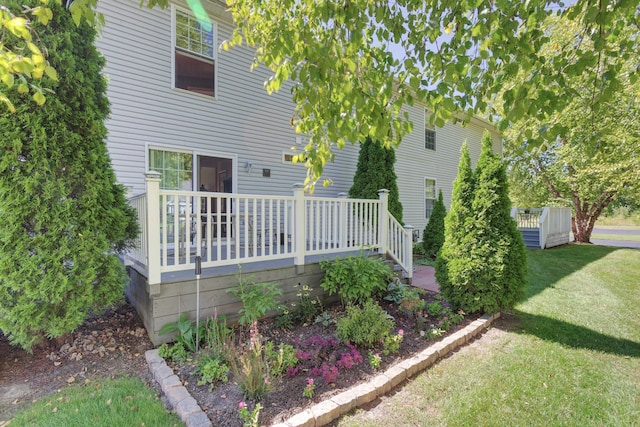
[33,91,46,105]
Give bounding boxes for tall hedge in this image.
[436,133,527,314]
[349,138,403,224]
[469,132,527,312]
[435,143,475,307]
[0,0,138,351]
[422,189,446,258]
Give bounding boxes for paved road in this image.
[590,227,640,249]
[590,239,640,249]
[592,228,640,236]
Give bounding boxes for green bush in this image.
[264,342,299,377]
[0,0,138,351]
[227,274,282,325]
[196,355,229,390]
[422,189,446,258]
[336,301,394,348]
[437,133,527,313]
[413,242,428,256]
[320,254,395,306]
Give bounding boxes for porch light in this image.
[244,161,252,173]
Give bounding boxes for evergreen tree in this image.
[422,189,446,259]
[468,132,527,313]
[436,133,527,314]
[349,138,403,223]
[435,143,475,307]
[0,0,138,351]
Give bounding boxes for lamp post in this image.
[195,255,201,352]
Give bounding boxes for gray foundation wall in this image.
[126,262,336,345]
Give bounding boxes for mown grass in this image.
[338,244,640,427]
[9,377,180,427]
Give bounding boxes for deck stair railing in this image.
[127,172,413,285]
[511,207,572,249]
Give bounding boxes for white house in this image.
[95,0,502,343]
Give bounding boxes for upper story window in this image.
[425,178,436,219]
[425,111,436,150]
[174,8,215,97]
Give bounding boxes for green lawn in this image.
[338,245,640,427]
[9,377,180,427]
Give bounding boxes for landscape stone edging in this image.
[144,311,500,427]
[272,311,501,427]
[145,349,213,427]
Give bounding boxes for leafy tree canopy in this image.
[500,14,640,242]
[2,0,639,189]
[223,0,639,188]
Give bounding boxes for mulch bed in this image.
[168,295,478,426]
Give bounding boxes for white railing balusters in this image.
[128,181,413,280]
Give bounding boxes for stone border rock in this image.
[145,312,500,427]
[145,349,212,427]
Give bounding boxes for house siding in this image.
[97,0,359,199]
[96,0,499,231]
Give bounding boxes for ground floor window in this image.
[149,148,233,195]
[425,178,436,219]
[149,149,193,190]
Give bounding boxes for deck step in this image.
[519,228,540,248]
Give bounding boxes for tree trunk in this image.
[571,191,618,243]
[572,212,594,243]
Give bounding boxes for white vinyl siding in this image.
[95,0,499,226]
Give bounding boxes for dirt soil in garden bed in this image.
[0,294,480,427]
[168,294,480,427]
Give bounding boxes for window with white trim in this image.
[425,178,436,219]
[425,111,436,150]
[174,8,215,97]
[149,149,193,190]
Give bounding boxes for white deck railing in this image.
[539,207,572,249]
[511,207,572,249]
[126,193,148,272]
[128,172,413,285]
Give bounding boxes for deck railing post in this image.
[338,192,348,248]
[145,171,162,291]
[404,225,414,282]
[293,184,306,271]
[378,189,389,254]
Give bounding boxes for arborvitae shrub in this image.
[435,143,475,307]
[436,134,527,313]
[422,189,446,258]
[466,132,527,312]
[0,0,137,351]
[349,137,403,223]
